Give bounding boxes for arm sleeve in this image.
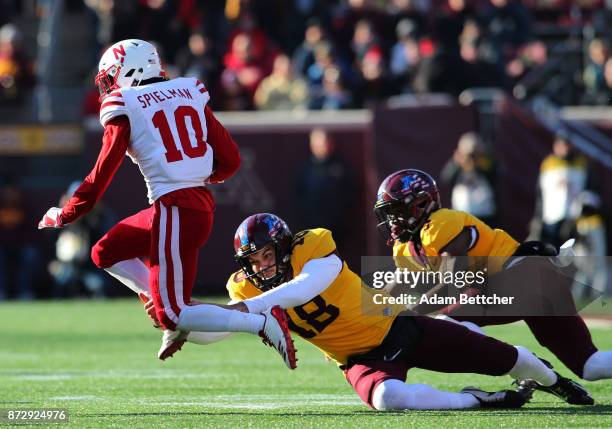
[205,106,241,183]
[187,298,235,345]
[99,90,127,126]
[60,116,130,225]
[184,295,251,344]
[242,254,343,313]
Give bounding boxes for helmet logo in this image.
[239,224,249,246]
[264,215,282,235]
[401,174,428,192]
[400,175,415,191]
[112,44,126,60]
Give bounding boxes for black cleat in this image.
[461,387,529,408]
[513,379,536,401]
[514,372,594,406]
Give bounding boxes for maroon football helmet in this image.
[374,169,441,243]
[234,213,293,291]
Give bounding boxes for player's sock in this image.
[104,258,150,295]
[583,350,612,381]
[507,345,558,386]
[186,331,233,345]
[372,380,479,410]
[176,304,264,334]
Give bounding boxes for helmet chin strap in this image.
[396,229,413,244]
[400,201,438,243]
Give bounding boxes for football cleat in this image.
[461,387,529,408]
[158,329,188,361]
[514,372,594,405]
[259,306,297,370]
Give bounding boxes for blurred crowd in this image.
[86,0,611,110]
[0,12,34,105]
[3,0,612,111]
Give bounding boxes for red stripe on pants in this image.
[150,202,213,330]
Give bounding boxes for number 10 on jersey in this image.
[152,106,207,163]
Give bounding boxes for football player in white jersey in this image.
[38,39,296,369]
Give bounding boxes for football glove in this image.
[38,207,64,229]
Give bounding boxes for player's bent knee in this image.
[435,315,484,335]
[372,379,417,411]
[91,240,111,269]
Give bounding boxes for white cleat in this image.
[158,329,188,361]
[259,306,297,370]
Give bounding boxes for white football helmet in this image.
[95,39,165,98]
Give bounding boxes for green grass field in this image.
[1,299,611,428]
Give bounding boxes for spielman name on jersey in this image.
[137,87,194,108]
[373,293,515,306]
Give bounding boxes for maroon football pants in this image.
[345,315,518,408]
[452,314,597,378]
[447,259,598,378]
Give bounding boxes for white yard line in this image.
[48,396,100,401]
[7,370,226,381]
[146,394,363,409]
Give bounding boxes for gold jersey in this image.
[226,228,396,366]
[394,209,519,273]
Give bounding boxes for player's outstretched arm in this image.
[139,294,234,345]
[38,116,130,229]
[229,254,343,314]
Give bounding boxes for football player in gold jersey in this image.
[374,169,612,386]
[183,212,592,410]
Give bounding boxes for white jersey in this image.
[99,77,214,203]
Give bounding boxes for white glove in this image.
[38,207,64,229]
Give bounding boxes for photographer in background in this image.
[440,132,499,227]
[48,182,115,298]
[564,191,608,300]
[530,130,597,248]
